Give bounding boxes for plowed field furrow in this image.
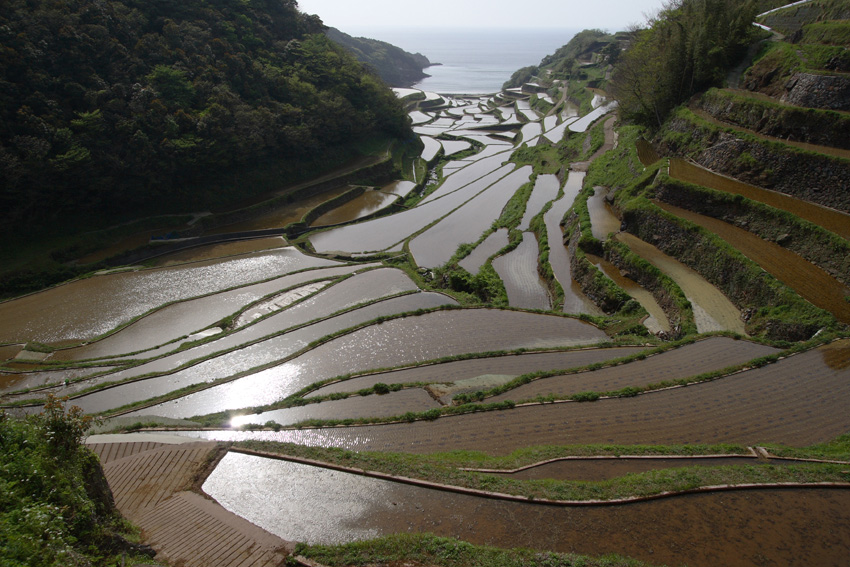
[310,348,646,397]
[669,158,850,240]
[181,341,850,451]
[0,248,340,345]
[204,452,850,567]
[492,233,552,310]
[89,442,165,465]
[490,337,778,402]
[231,388,440,427]
[73,293,457,415]
[656,201,850,324]
[616,233,746,334]
[458,229,510,274]
[133,309,606,420]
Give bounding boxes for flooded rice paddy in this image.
[410,166,533,267]
[458,229,510,274]
[670,158,850,240]
[149,237,287,267]
[8,86,848,564]
[656,202,850,324]
[204,452,850,567]
[492,233,551,310]
[543,173,602,315]
[489,337,778,402]
[52,265,365,361]
[180,340,850,451]
[310,190,398,227]
[616,233,746,334]
[0,248,339,345]
[126,309,606,419]
[586,254,671,333]
[586,187,621,241]
[310,347,646,398]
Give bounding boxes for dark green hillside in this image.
[326,27,432,87]
[0,0,410,236]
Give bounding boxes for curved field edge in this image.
[227,435,850,503]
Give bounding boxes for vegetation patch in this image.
[294,533,649,567]
[234,436,850,504]
[0,397,155,566]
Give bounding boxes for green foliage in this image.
[611,0,761,128]
[502,65,539,90]
[0,396,145,566]
[0,0,411,236]
[295,533,650,567]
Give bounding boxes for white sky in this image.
[297,0,666,32]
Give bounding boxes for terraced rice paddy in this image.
[544,173,602,315]
[458,229,510,274]
[0,248,339,345]
[669,158,850,240]
[204,452,850,567]
[409,167,533,267]
[586,254,670,333]
[493,233,551,310]
[616,233,746,334]
[149,237,288,267]
[310,190,399,227]
[310,347,646,398]
[656,202,850,324]
[7,80,850,566]
[181,340,850,451]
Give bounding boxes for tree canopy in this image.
[0,0,411,234]
[610,0,761,128]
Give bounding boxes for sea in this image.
[347,27,581,94]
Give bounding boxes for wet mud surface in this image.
[204,452,850,567]
[310,347,647,398]
[616,233,746,334]
[489,337,778,402]
[180,341,850,452]
[586,254,670,333]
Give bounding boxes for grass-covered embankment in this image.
[0,397,155,566]
[233,436,850,504]
[294,533,650,567]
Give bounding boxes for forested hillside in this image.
[326,27,432,87]
[0,0,410,235]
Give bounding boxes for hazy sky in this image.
[297,0,666,32]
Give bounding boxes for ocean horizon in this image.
[346,27,581,94]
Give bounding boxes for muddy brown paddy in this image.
[182,341,850,451]
[204,452,850,567]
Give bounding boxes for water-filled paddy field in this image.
[5,83,849,566]
[204,452,850,567]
